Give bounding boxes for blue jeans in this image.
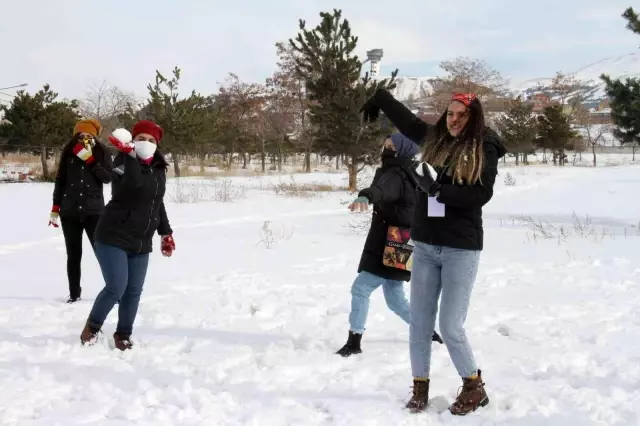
[409,241,480,378]
[88,242,149,336]
[349,271,410,334]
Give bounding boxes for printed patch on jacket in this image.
[383,226,414,271]
[114,165,125,176]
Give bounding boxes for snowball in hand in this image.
[112,128,132,143]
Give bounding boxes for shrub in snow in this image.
[272,176,338,198]
[256,220,293,249]
[512,212,609,243]
[165,178,246,203]
[504,172,516,186]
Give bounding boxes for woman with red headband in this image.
[360,90,506,415]
[80,120,176,351]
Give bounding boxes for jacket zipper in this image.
[138,169,159,253]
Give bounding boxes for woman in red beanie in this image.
[80,120,176,350]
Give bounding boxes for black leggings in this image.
[60,215,100,298]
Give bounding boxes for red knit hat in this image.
[451,93,477,107]
[132,120,164,143]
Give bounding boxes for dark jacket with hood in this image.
[366,89,507,251]
[94,151,172,255]
[52,138,113,218]
[357,133,419,282]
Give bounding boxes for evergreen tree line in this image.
[1,7,639,185]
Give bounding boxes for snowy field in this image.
[1,161,639,425]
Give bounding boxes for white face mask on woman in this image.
[134,141,157,160]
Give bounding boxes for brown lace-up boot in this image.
[80,320,100,346]
[449,369,489,415]
[405,379,429,413]
[113,333,133,351]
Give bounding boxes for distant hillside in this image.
[374,52,640,103]
[510,52,640,102]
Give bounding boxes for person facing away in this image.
[336,133,442,357]
[49,119,113,303]
[361,90,506,415]
[80,120,176,351]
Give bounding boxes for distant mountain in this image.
[372,75,435,102]
[375,52,640,103]
[387,76,434,101]
[509,52,640,102]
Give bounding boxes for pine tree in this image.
[0,84,80,179]
[495,96,537,165]
[601,7,640,160]
[536,105,578,166]
[289,9,398,190]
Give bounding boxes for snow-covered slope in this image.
[377,52,640,102]
[388,76,434,101]
[511,52,640,100]
[574,52,640,82]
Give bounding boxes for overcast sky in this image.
[1,0,638,101]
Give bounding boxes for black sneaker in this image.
[66,296,81,304]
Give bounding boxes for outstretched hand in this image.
[348,196,370,212]
[359,98,380,123]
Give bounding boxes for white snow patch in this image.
[0,162,639,424]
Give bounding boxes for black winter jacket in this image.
[52,140,113,217]
[94,152,173,255]
[368,89,507,251]
[357,155,417,281]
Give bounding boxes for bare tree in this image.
[215,73,265,169]
[575,106,611,167]
[423,57,508,113]
[273,41,312,171]
[79,80,137,135]
[548,72,591,121]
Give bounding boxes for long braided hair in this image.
[421,93,486,185]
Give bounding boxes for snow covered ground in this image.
[0,162,639,425]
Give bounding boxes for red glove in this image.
[49,205,60,228]
[72,143,95,164]
[108,129,134,154]
[108,136,134,154]
[161,235,175,257]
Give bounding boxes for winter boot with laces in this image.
[449,369,489,415]
[405,379,429,413]
[335,331,362,357]
[113,333,133,351]
[80,320,100,346]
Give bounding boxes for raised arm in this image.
[88,144,113,184]
[366,89,431,144]
[111,152,143,189]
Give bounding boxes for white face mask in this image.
[134,141,157,160]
